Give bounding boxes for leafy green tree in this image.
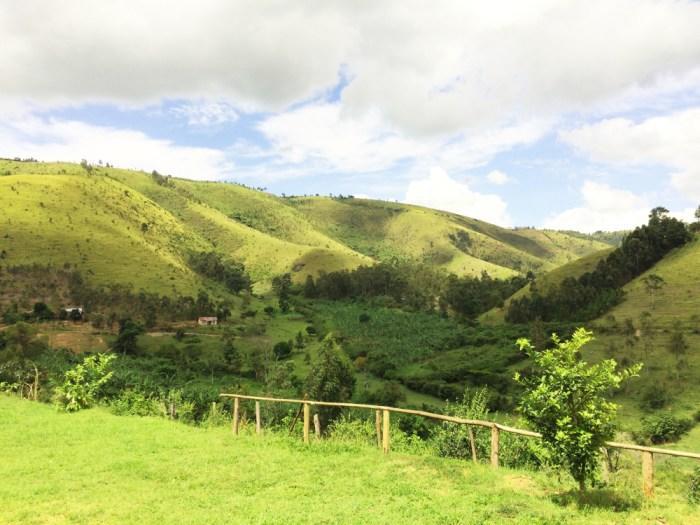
[303,275,317,298]
[111,318,143,355]
[32,302,54,321]
[272,273,292,313]
[305,334,355,427]
[641,274,665,310]
[0,322,47,399]
[515,328,642,492]
[53,353,116,412]
[272,340,293,360]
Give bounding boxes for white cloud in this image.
[543,181,649,232]
[561,107,700,201]
[257,103,428,173]
[0,114,232,180]
[252,102,548,178]
[1,1,700,135]
[170,101,238,127]
[486,170,511,185]
[404,167,511,226]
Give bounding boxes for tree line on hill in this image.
[506,208,693,323]
[297,259,527,320]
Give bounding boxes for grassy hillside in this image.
[0,159,610,296]
[289,197,611,278]
[2,395,699,524]
[480,248,614,324]
[602,235,700,329]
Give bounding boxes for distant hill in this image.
[0,159,609,297]
[601,234,700,329]
[480,247,614,324]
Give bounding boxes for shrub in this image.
[635,414,694,445]
[110,389,163,417]
[272,341,293,360]
[689,467,700,505]
[432,388,490,461]
[53,353,116,412]
[639,384,672,411]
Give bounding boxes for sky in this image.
[1,1,700,232]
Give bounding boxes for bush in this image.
[272,341,293,360]
[689,467,700,505]
[110,389,163,417]
[432,388,490,461]
[53,353,116,412]
[635,414,694,445]
[639,385,672,411]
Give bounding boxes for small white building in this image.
[197,316,218,326]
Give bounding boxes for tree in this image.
[272,273,292,313]
[111,318,143,355]
[32,302,54,321]
[0,322,47,399]
[668,321,688,377]
[53,353,116,412]
[515,328,642,492]
[305,334,355,427]
[222,339,241,373]
[303,275,317,298]
[641,274,665,310]
[272,340,293,360]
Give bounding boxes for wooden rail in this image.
[220,392,700,498]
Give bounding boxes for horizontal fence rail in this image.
[220,392,700,498]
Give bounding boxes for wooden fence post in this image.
[255,401,261,435]
[467,425,477,463]
[232,397,240,436]
[382,409,390,454]
[303,403,310,444]
[375,410,382,448]
[642,451,654,498]
[490,425,499,468]
[313,414,321,439]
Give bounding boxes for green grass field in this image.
[2,396,699,525]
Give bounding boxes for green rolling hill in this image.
[0,159,610,297]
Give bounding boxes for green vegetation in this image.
[3,395,700,524]
[515,329,642,491]
[506,208,691,323]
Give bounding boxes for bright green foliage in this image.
[515,328,642,490]
[305,334,355,426]
[53,353,116,412]
[433,388,490,460]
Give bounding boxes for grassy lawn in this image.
[2,396,699,524]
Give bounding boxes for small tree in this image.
[668,321,689,378]
[305,334,355,428]
[53,353,116,412]
[111,318,143,355]
[515,328,641,492]
[641,274,665,310]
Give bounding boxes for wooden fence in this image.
[220,393,700,499]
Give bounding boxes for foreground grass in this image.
[1,397,699,524]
